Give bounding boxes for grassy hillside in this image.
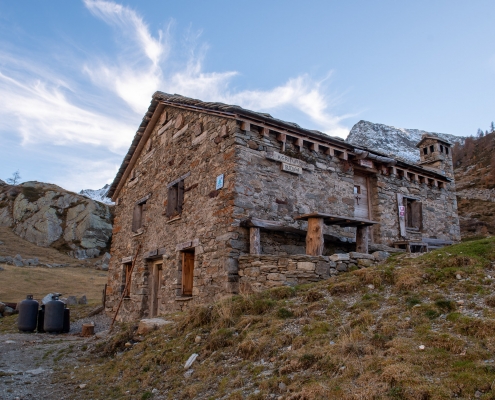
[62,238,495,400]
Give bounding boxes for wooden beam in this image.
[249,227,261,255]
[295,137,303,150]
[310,142,319,152]
[355,226,369,254]
[241,121,250,132]
[306,217,324,256]
[261,127,269,137]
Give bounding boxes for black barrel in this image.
[37,305,45,333]
[62,307,70,333]
[44,295,65,333]
[18,295,39,332]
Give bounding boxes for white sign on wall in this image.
[398,205,405,217]
[216,174,224,190]
[281,163,302,175]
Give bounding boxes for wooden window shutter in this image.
[167,186,177,217]
[411,201,423,230]
[132,204,142,232]
[396,193,406,237]
[177,180,185,214]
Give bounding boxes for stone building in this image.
[105,92,460,321]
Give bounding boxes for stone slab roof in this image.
[108,92,450,198]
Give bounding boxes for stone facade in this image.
[105,92,460,321]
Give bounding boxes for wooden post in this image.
[356,226,369,254]
[81,324,95,337]
[306,217,324,256]
[250,227,261,255]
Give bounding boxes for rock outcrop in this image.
[0,181,113,259]
[346,120,464,163]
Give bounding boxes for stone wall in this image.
[457,188,495,203]
[232,126,460,248]
[106,106,240,321]
[238,251,389,292]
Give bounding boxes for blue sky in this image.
[1,1,494,192]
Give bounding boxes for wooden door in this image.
[182,252,194,296]
[353,174,370,220]
[150,262,162,317]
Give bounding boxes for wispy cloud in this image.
[0,0,350,191]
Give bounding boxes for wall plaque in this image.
[281,163,302,174]
[359,159,374,168]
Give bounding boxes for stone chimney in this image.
[416,134,454,179]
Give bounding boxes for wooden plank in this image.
[261,127,269,137]
[353,174,369,220]
[397,193,406,237]
[249,227,261,255]
[167,171,191,188]
[306,217,324,256]
[355,226,369,254]
[241,121,250,132]
[182,252,194,296]
[310,142,319,152]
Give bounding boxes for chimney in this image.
[416,134,453,179]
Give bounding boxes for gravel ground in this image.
[69,310,111,334]
[0,310,112,400]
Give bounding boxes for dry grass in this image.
[0,226,93,266]
[0,264,107,303]
[54,237,495,400]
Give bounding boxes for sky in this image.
[1,1,494,192]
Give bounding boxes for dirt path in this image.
[0,332,89,399]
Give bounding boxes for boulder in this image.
[66,296,77,305]
[136,318,172,335]
[78,295,87,305]
[42,293,61,305]
[13,254,23,267]
[372,251,390,261]
[3,306,14,316]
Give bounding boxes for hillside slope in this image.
[454,131,495,237]
[60,238,495,400]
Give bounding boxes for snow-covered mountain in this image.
[79,184,114,205]
[346,120,465,163]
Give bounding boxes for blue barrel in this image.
[18,295,39,332]
[44,295,65,333]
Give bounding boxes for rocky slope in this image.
[79,184,114,205]
[347,120,464,163]
[0,181,113,259]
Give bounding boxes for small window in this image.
[132,199,147,232]
[354,185,361,194]
[423,147,428,155]
[440,145,444,153]
[166,178,185,218]
[445,147,449,155]
[404,198,422,230]
[122,263,132,297]
[429,145,434,153]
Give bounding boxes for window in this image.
[445,147,449,155]
[404,198,422,231]
[121,263,132,297]
[353,185,361,195]
[429,145,434,153]
[166,178,185,218]
[132,198,147,232]
[440,145,444,153]
[423,147,428,155]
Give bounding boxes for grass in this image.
[0,263,107,303]
[53,237,495,399]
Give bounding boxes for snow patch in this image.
[79,184,114,205]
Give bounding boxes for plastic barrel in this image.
[43,295,65,333]
[18,295,39,332]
